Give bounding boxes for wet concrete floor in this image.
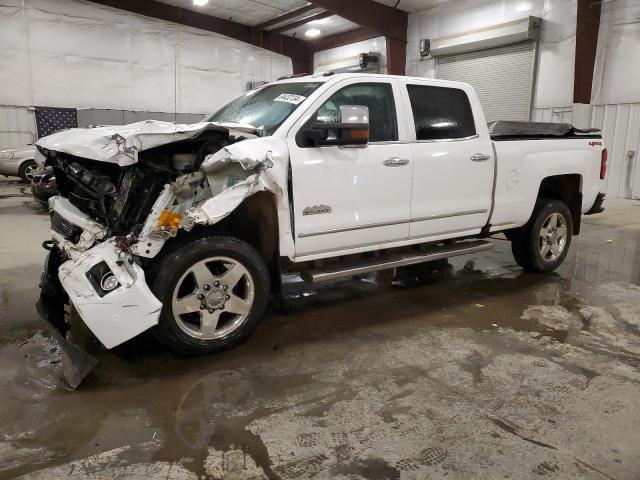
[1,177,640,479]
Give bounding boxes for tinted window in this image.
[406,85,476,140]
[313,83,398,142]
[206,82,321,136]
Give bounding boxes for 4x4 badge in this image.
[303,205,332,215]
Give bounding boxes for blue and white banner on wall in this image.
[35,107,77,138]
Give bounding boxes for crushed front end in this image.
[34,120,279,387]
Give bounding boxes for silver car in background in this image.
[0,145,38,181]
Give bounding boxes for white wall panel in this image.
[591,103,640,200]
[0,106,36,149]
[531,106,573,124]
[405,0,577,109]
[592,0,640,105]
[0,0,292,114]
[314,37,387,73]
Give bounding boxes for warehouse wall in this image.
[313,37,387,73]
[406,0,640,200]
[588,0,640,200]
[0,0,292,148]
[405,0,577,110]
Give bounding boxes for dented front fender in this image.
[187,137,289,226]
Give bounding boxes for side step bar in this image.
[300,240,494,283]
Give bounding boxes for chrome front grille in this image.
[51,211,82,243]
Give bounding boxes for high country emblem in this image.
[303,205,332,215]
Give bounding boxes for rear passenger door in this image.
[400,80,494,239]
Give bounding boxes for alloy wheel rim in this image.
[171,256,255,340]
[24,164,37,179]
[539,212,568,262]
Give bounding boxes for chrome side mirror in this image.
[299,105,370,147]
[337,105,369,145]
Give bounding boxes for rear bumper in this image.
[585,192,606,215]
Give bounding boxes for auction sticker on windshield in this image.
[274,93,306,105]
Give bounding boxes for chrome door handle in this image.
[383,157,409,167]
[471,153,490,162]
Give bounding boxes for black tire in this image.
[150,236,270,356]
[510,198,573,273]
[19,160,38,182]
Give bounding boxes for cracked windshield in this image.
[205,82,321,136]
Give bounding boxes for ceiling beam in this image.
[307,27,379,53]
[574,0,601,104]
[86,0,312,73]
[386,36,406,75]
[270,11,333,35]
[308,0,407,42]
[254,4,318,30]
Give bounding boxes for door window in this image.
[310,83,398,143]
[406,85,476,141]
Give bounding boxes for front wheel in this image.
[151,236,271,356]
[510,198,573,273]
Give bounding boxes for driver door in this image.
[288,78,413,258]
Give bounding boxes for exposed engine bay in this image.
[48,130,230,238]
[35,120,287,387]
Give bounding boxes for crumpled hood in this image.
[36,120,257,167]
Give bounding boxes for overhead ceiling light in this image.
[305,28,322,38]
[193,0,209,6]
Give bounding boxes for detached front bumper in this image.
[37,197,164,387]
[58,240,162,349]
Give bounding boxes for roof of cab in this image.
[272,72,473,90]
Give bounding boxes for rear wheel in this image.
[151,236,270,356]
[19,160,38,182]
[510,198,573,273]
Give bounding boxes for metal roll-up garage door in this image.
[436,41,536,122]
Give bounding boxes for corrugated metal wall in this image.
[0,106,36,149]
[531,106,573,124]
[591,103,640,200]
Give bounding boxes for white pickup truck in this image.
[35,73,607,385]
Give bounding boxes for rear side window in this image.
[406,85,476,140]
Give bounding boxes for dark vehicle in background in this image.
[31,168,57,205]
